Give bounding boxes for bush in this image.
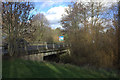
[60,53,73,64]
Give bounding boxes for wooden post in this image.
[45,42,48,50]
[53,43,55,49]
[37,44,39,51]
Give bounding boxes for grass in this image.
[2,59,119,78]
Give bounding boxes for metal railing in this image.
[2,42,71,55]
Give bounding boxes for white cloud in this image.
[41,6,68,29]
[51,23,63,29]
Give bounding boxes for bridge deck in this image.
[2,43,70,56]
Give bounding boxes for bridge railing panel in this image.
[2,42,70,55]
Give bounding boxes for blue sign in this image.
[59,36,64,41]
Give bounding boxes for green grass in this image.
[2,59,119,78]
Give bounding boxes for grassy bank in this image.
[2,59,119,78]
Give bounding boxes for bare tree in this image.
[2,2,34,56]
[30,13,49,43]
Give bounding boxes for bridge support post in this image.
[45,42,48,50]
[37,53,43,61]
[53,43,55,49]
